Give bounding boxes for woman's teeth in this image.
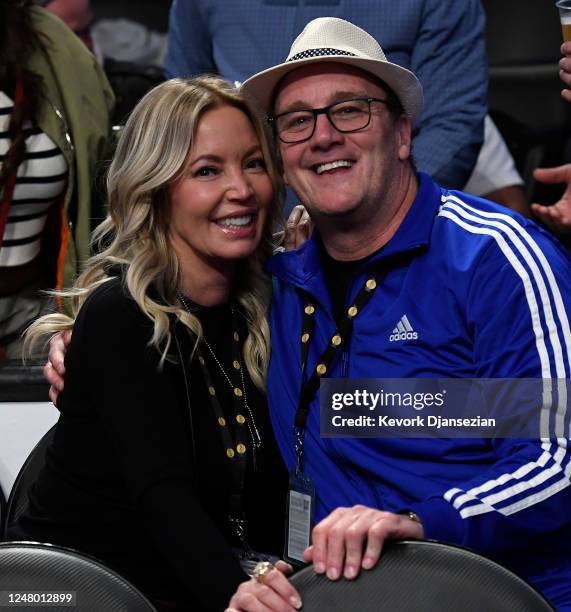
[217,214,254,228]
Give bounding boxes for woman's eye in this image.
[246,158,266,170]
[195,166,218,177]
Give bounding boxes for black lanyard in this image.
[196,339,249,478]
[177,293,255,548]
[293,267,386,473]
[196,333,253,547]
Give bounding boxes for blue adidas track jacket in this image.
[267,173,571,607]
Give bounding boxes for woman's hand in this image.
[44,329,72,405]
[284,205,313,251]
[303,505,424,581]
[226,560,302,612]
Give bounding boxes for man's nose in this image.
[310,112,344,148]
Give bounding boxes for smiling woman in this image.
[8,77,289,611]
[168,105,274,302]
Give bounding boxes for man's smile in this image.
[313,159,354,175]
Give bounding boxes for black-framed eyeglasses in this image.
[268,97,392,144]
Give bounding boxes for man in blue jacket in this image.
[235,17,571,610]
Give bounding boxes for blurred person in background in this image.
[530,40,571,236]
[533,164,571,235]
[164,0,486,200]
[165,0,553,221]
[0,0,113,360]
[37,0,101,60]
[463,115,529,216]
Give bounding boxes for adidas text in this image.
[389,331,418,342]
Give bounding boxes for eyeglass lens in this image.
[276,99,372,143]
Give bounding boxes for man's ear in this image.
[396,114,412,161]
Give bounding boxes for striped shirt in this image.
[0,90,67,267]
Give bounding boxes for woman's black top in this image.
[10,278,287,611]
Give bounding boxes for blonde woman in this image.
[9,77,300,611]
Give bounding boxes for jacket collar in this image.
[268,172,441,293]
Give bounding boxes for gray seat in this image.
[2,425,55,539]
[0,484,5,542]
[289,540,555,611]
[0,541,156,612]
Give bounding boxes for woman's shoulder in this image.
[78,277,151,335]
[84,275,131,307]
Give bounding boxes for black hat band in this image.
[287,48,357,62]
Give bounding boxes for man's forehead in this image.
[273,63,388,112]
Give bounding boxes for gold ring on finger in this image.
[253,560,274,584]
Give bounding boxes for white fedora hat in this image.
[241,17,423,125]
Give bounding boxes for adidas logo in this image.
[389,314,418,342]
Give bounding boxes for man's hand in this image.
[226,560,301,612]
[303,505,424,581]
[561,42,571,103]
[44,329,72,405]
[284,205,313,251]
[532,165,571,234]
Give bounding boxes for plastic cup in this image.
[557,0,571,42]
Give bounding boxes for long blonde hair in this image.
[25,76,284,389]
